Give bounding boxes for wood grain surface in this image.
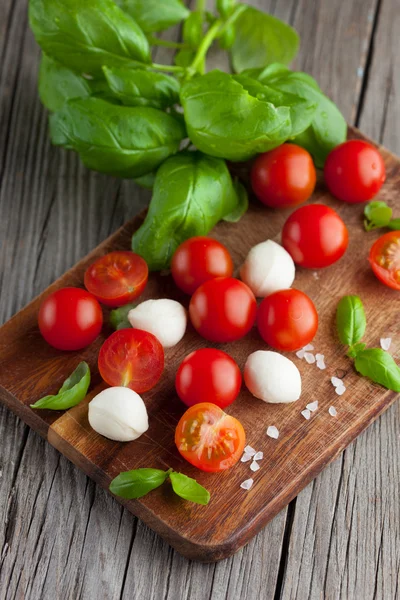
[0,0,399,597]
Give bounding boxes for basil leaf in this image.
[110,303,135,330]
[219,24,235,50]
[49,97,185,178]
[217,0,237,18]
[133,171,156,190]
[223,181,248,222]
[354,348,400,392]
[103,67,180,109]
[364,201,392,231]
[110,468,168,499]
[180,70,292,162]
[117,0,189,33]
[169,472,210,505]
[183,12,204,48]
[132,151,245,270]
[29,0,151,75]
[38,55,92,112]
[31,362,90,410]
[174,49,196,68]
[231,5,299,73]
[387,218,400,231]
[336,295,366,347]
[347,342,366,359]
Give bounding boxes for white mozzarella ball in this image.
[88,387,149,442]
[240,240,295,297]
[244,350,301,404]
[128,299,187,348]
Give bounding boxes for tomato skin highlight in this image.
[189,277,257,343]
[175,402,246,472]
[98,328,164,393]
[251,144,316,209]
[324,140,386,203]
[257,289,318,352]
[84,251,148,308]
[175,348,242,409]
[282,204,349,268]
[38,287,103,351]
[171,236,233,295]
[369,231,400,290]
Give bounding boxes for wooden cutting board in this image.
[0,128,399,562]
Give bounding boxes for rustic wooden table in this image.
[1,0,399,598]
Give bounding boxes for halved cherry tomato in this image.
[171,236,233,295]
[257,289,318,351]
[176,348,242,409]
[98,328,164,393]
[84,251,148,308]
[38,287,103,351]
[369,231,400,290]
[189,277,257,343]
[324,140,386,203]
[175,403,246,472]
[251,144,316,208]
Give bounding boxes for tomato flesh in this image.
[176,348,242,408]
[98,328,164,393]
[257,289,318,351]
[369,231,400,290]
[175,403,246,472]
[84,251,148,308]
[251,144,316,209]
[38,287,103,351]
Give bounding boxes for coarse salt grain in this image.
[266,426,279,439]
[335,384,346,396]
[244,445,256,456]
[254,451,263,461]
[380,337,392,351]
[240,478,254,490]
[306,401,318,412]
[250,461,260,472]
[296,349,306,359]
[316,359,326,370]
[303,344,314,351]
[304,352,316,364]
[329,406,337,417]
[316,353,324,361]
[331,376,343,388]
[241,453,252,463]
[301,409,311,420]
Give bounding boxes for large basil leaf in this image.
[336,295,366,348]
[132,151,246,270]
[50,97,185,178]
[110,468,169,499]
[38,55,92,112]
[29,0,151,75]
[31,362,91,410]
[354,348,400,392]
[117,0,189,33]
[180,70,292,162]
[103,67,180,109]
[231,5,299,73]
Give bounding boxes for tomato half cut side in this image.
[175,403,246,472]
[84,251,148,308]
[369,231,400,290]
[98,328,164,393]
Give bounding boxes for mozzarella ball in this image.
[240,240,295,297]
[88,387,149,442]
[244,350,301,404]
[128,299,187,348]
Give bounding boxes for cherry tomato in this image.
[38,287,103,351]
[171,236,233,295]
[282,204,349,268]
[251,144,316,209]
[257,289,318,352]
[84,251,148,308]
[369,231,400,290]
[324,140,386,203]
[98,328,164,393]
[189,277,257,343]
[175,402,246,472]
[176,348,242,409]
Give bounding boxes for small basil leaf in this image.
[103,67,180,109]
[133,171,156,190]
[31,362,91,410]
[336,295,366,347]
[110,468,168,499]
[218,24,235,50]
[223,181,248,222]
[169,472,210,505]
[29,0,151,75]
[347,342,366,359]
[183,12,204,48]
[174,48,196,68]
[38,55,92,112]
[217,0,237,18]
[49,97,185,178]
[231,5,299,73]
[117,0,189,33]
[387,219,400,231]
[132,151,244,270]
[364,201,392,231]
[110,303,136,330]
[354,348,400,392]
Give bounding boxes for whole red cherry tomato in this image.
[38,287,103,351]
[324,140,386,203]
[369,231,400,290]
[251,144,316,208]
[282,204,349,268]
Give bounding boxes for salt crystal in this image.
[306,401,318,412]
[380,337,392,351]
[304,352,316,364]
[240,478,254,490]
[335,384,346,396]
[250,461,260,472]
[316,359,326,370]
[301,409,311,420]
[303,344,314,351]
[266,426,279,439]
[329,406,337,417]
[331,376,342,388]
[254,451,263,461]
[241,453,252,463]
[316,353,324,361]
[313,272,319,280]
[244,445,256,456]
[296,349,306,359]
